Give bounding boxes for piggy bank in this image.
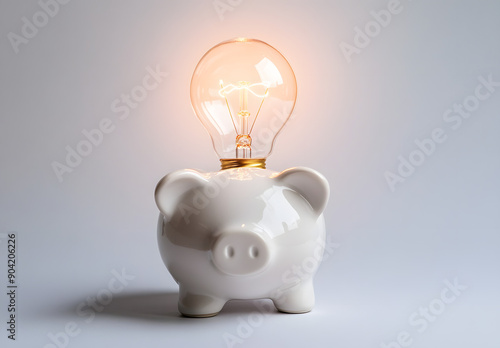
[154,166,329,317]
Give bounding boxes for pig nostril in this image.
[225,246,235,258]
[249,246,259,258]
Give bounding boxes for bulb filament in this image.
[219,80,270,158]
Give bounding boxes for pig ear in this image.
[154,169,207,219]
[276,167,330,215]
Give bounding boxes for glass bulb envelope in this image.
[190,38,297,167]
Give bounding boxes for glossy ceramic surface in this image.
[155,167,329,317]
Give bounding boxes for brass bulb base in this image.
[220,158,266,170]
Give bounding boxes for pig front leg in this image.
[178,285,226,318]
[272,279,315,314]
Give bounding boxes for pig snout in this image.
[212,231,270,276]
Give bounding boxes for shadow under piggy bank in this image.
[100,291,278,321]
[100,291,181,321]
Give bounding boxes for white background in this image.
[0,0,499,347]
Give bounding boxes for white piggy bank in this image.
[154,166,329,317]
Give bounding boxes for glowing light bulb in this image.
[190,38,297,169]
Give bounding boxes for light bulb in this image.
[190,38,297,169]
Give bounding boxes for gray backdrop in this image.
[1,0,499,347]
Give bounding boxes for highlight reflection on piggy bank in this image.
[155,167,329,317]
